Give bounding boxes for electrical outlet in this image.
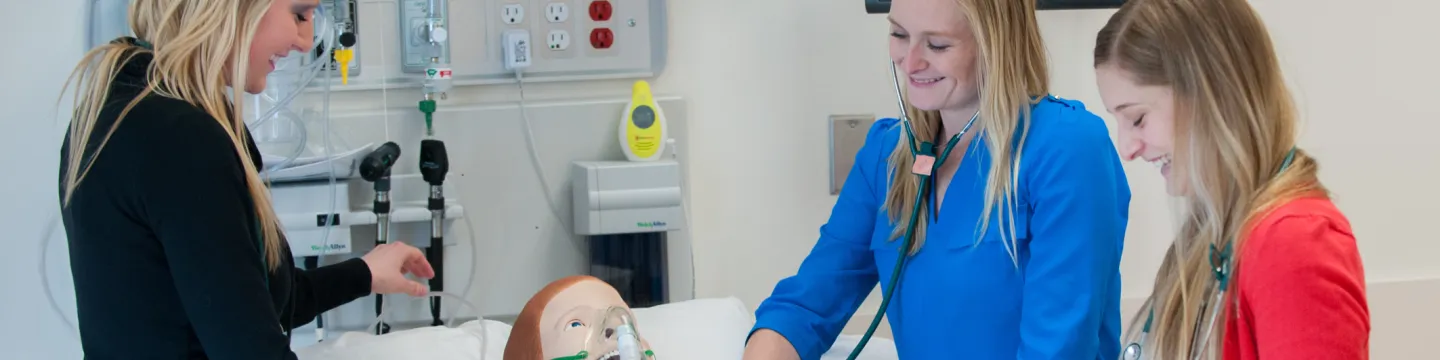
[546,3,569,23]
[588,0,612,22]
[501,4,524,24]
[547,29,571,51]
[589,28,613,49]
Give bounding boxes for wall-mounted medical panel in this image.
[305,0,364,76]
[398,0,452,73]
[308,0,667,91]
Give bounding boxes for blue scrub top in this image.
[750,95,1131,359]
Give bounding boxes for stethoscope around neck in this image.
[1122,147,1297,360]
[845,61,979,360]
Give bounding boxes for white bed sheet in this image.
[292,297,898,360]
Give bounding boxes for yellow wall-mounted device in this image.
[620,80,667,162]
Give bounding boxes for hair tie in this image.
[135,39,153,50]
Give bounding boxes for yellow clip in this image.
[334,48,354,84]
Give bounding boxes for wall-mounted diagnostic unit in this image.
[571,160,684,308]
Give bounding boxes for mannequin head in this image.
[505,276,655,360]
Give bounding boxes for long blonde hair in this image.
[1095,0,1327,357]
[884,0,1049,262]
[60,0,285,271]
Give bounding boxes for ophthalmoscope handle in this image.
[361,142,403,182]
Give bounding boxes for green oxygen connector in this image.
[419,99,437,136]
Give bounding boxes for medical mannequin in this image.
[505,275,656,360]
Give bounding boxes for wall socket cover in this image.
[546,3,569,23]
[548,29,571,50]
[502,4,525,24]
[830,114,877,195]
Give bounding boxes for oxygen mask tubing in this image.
[551,306,655,360]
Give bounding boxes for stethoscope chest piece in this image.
[1123,343,1142,360]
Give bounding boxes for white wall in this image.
[0,0,89,357]
[3,0,1435,359]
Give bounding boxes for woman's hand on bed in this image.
[743,329,801,360]
[362,242,435,297]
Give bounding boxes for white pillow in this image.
[293,319,510,360]
[628,297,755,359]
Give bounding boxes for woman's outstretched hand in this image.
[361,242,435,297]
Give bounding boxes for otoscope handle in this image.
[420,139,449,185]
[421,139,449,327]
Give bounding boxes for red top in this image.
[1223,196,1370,360]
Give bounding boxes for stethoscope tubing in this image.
[845,61,977,360]
[1123,149,1297,360]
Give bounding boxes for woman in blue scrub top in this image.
[742,0,1131,359]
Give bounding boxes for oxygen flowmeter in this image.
[401,0,452,135]
[400,0,452,76]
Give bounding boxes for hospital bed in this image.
[293,297,898,360]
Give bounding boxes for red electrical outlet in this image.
[588,0,613,22]
[590,28,614,49]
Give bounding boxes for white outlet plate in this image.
[547,29,571,51]
[303,0,667,90]
[546,2,569,23]
[830,114,877,195]
[502,4,524,24]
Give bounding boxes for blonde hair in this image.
[884,0,1049,262]
[60,0,285,271]
[1095,0,1327,357]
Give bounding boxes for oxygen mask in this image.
[550,306,654,360]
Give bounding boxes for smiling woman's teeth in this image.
[1152,155,1171,169]
[913,77,942,84]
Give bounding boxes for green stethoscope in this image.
[1122,147,1297,360]
[845,61,979,360]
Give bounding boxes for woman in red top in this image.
[1090,0,1370,359]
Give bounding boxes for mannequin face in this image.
[538,280,652,360]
